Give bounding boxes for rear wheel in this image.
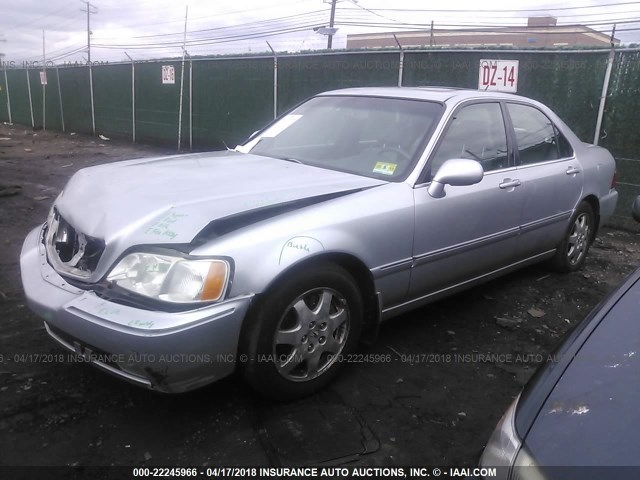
[550,201,594,272]
[241,263,362,400]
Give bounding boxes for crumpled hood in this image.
[55,150,385,246]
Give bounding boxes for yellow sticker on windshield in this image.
[373,162,397,175]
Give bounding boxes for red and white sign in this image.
[162,65,175,84]
[478,59,518,93]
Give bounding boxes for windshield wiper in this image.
[251,152,305,164]
[268,154,304,164]
[281,157,304,164]
[221,140,237,152]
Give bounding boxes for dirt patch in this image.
[1,122,639,467]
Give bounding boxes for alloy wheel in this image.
[567,213,590,266]
[273,288,350,382]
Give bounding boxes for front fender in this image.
[190,182,415,302]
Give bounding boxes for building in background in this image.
[346,17,619,49]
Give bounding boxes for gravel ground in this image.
[1,123,639,470]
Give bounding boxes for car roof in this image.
[318,86,527,104]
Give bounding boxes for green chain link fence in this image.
[1,48,639,226]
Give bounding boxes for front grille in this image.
[45,209,105,277]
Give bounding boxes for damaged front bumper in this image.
[20,225,253,393]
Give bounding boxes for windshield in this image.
[243,95,443,181]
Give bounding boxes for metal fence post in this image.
[42,30,46,131]
[189,56,193,151]
[125,52,135,143]
[26,69,34,128]
[3,67,11,124]
[266,41,277,119]
[178,58,185,151]
[89,64,96,135]
[42,72,46,131]
[56,67,65,132]
[393,34,404,87]
[177,6,188,151]
[593,49,615,146]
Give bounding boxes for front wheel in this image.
[240,263,363,400]
[550,201,594,273]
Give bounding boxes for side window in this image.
[507,103,571,165]
[429,103,508,179]
[555,125,575,158]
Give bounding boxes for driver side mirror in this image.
[428,158,484,198]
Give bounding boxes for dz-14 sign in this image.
[478,59,519,93]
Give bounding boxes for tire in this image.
[550,201,594,273]
[240,263,363,400]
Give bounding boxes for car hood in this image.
[54,150,385,246]
[524,274,640,469]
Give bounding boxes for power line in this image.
[92,23,326,50]
[340,2,636,28]
[91,0,317,32]
[340,5,640,26]
[338,1,640,14]
[92,10,328,41]
[1,3,78,32]
[47,45,88,63]
[334,16,640,29]
[90,11,331,48]
[20,42,87,63]
[337,21,639,36]
[8,1,640,61]
[88,3,640,51]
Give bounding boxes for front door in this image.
[410,101,524,297]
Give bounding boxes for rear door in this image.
[505,102,584,259]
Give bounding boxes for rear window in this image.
[507,103,573,165]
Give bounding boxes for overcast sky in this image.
[1,0,639,65]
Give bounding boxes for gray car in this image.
[20,87,618,399]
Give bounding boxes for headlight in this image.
[480,395,548,480]
[480,395,522,479]
[107,252,230,303]
[510,447,547,480]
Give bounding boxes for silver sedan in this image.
[20,87,618,398]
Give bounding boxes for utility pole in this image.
[2,36,11,125]
[80,1,97,63]
[327,0,337,49]
[0,35,6,65]
[430,21,434,47]
[610,23,617,47]
[42,29,46,131]
[0,35,6,71]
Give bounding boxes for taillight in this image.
[611,168,617,189]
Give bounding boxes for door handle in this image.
[499,179,521,189]
[566,167,581,175]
